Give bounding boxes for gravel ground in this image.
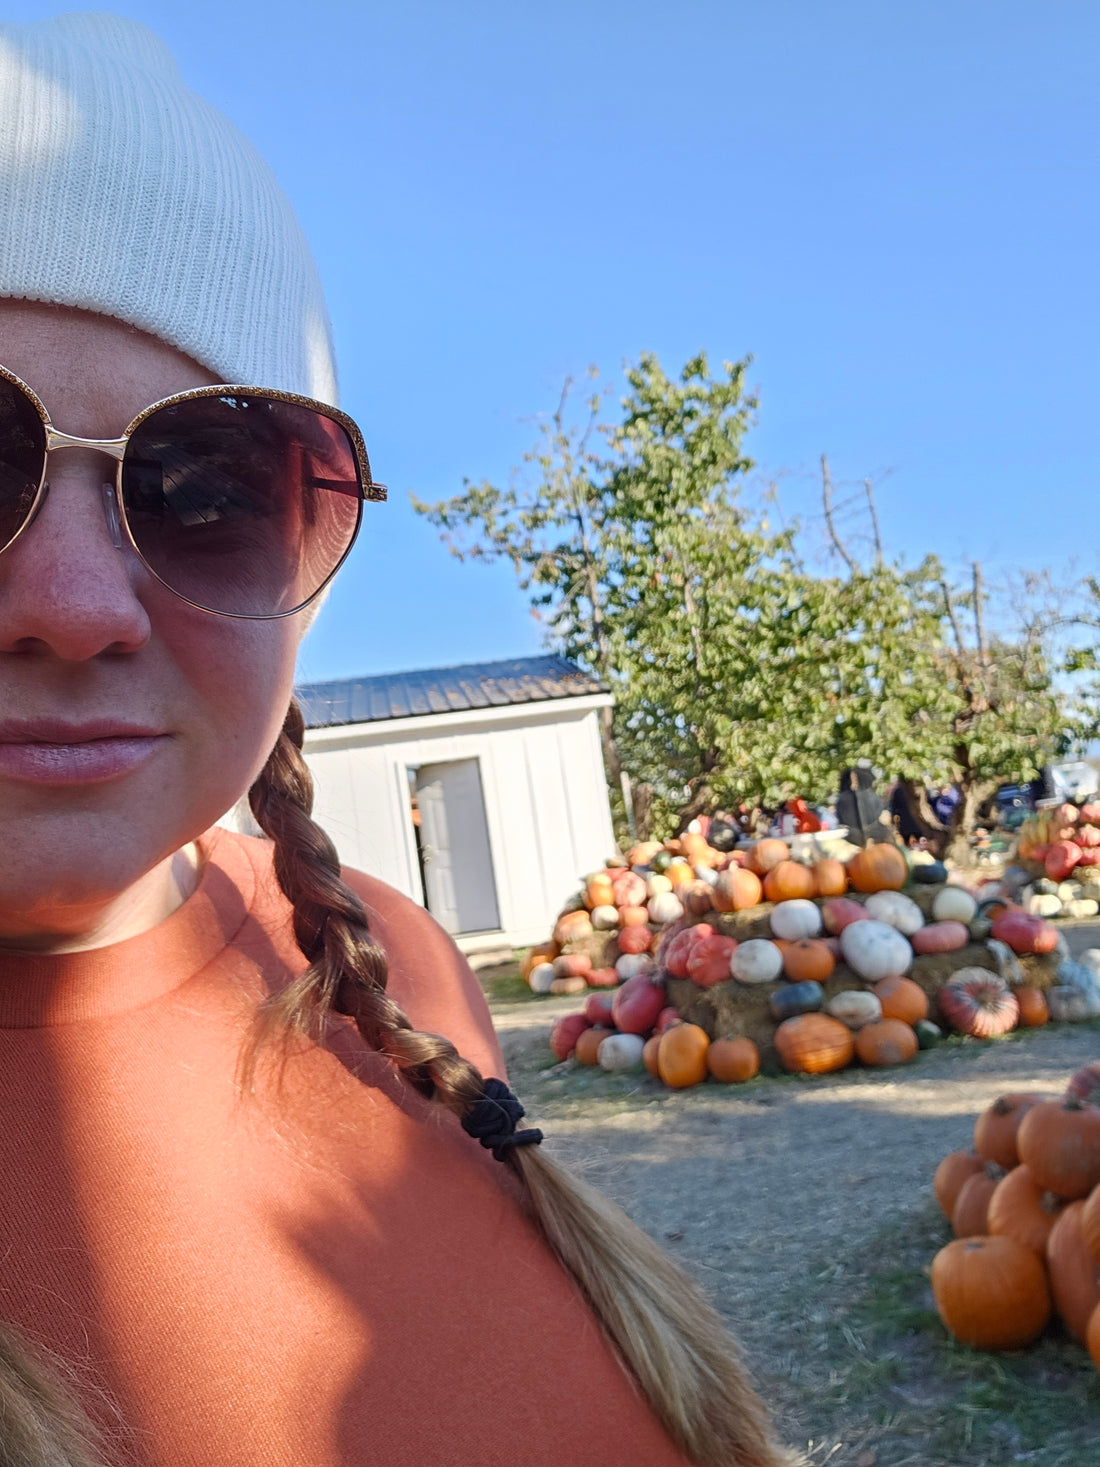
[486,927,1100,1465]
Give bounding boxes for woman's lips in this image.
[0,726,168,785]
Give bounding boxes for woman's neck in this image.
[0,843,202,954]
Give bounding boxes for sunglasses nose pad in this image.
[100,483,123,550]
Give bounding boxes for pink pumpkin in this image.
[686,934,739,988]
[654,1006,683,1034]
[911,920,969,955]
[586,967,620,988]
[822,898,870,935]
[1045,841,1082,881]
[1078,849,1100,867]
[550,1013,591,1061]
[1079,825,1100,849]
[1080,803,1100,825]
[584,992,617,1026]
[611,871,647,908]
[611,974,667,1036]
[660,923,714,978]
[617,924,653,956]
[991,908,1059,955]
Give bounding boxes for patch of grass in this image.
[475,962,529,1005]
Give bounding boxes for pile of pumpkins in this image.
[1017,801,1100,909]
[930,1062,1100,1372]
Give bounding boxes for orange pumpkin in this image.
[855,1018,918,1067]
[988,1163,1066,1255]
[680,832,714,868]
[1083,1185,1100,1266]
[552,953,592,979]
[666,862,694,891]
[762,860,816,903]
[953,1169,999,1238]
[813,858,848,898]
[748,838,789,876]
[1018,1099,1100,1200]
[584,872,614,910]
[684,881,716,916]
[973,1092,1046,1170]
[706,1037,760,1083]
[657,1023,711,1089]
[774,1013,854,1075]
[618,904,650,928]
[553,909,593,946]
[642,1034,662,1077]
[934,1150,985,1220]
[711,866,763,913]
[931,1236,1051,1350]
[1088,1300,1100,1372]
[1016,987,1050,1028]
[626,841,663,868]
[846,842,908,894]
[574,1027,612,1065]
[783,938,836,984]
[1047,1200,1100,1343]
[521,943,559,981]
[617,924,652,955]
[873,975,929,1026]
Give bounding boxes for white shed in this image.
[295,656,617,955]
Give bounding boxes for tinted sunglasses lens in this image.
[122,394,362,616]
[0,375,46,550]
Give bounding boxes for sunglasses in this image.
[0,364,385,619]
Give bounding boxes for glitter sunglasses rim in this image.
[0,363,386,620]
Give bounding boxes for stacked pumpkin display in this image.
[545,836,1066,1086]
[930,1063,1100,1371]
[1016,801,1100,917]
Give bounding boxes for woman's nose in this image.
[0,456,152,658]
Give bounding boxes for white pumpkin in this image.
[615,953,654,980]
[931,887,977,924]
[597,1032,647,1071]
[1026,893,1062,918]
[1065,898,1100,919]
[840,919,913,981]
[529,962,557,993]
[693,864,719,886]
[730,939,784,985]
[770,899,822,941]
[825,990,883,1029]
[647,893,684,926]
[1056,881,1081,902]
[590,904,620,930]
[1047,986,1091,1022]
[864,890,925,936]
[646,873,673,898]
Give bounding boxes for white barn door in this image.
[414,759,501,935]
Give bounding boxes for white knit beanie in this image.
[0,11,338,404]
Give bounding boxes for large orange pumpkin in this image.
[855,1019,918,1067]
[847,843,908,894]
[973,1092,1046,1170]
[1015,987,1050,1028]
[931,1236,1051,1349]
[706,1036,760,1083]
[1083,1184,1100,1266]
[657,1023,711,1089]
[873,975,929,1026]
[711,866,763,913]
[953,1169,999,1238]
[988,1163,1066,1255]
[774,1013,854,1075]
[763,860,816,903]
[813,858,848,898]
[748,838,789,876]
[1018,1099,1100,1200]
[783,938,835,984]
[1047,1200,1100,1343]
[1089,1300,1100,1373]
[934,1150,985,1219]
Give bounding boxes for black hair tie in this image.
[461,1077,544,1163]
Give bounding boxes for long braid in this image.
[248,702,794,1467]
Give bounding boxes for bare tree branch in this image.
[972,561,989,666]
[864,478,884,566]
[821,453,856,573]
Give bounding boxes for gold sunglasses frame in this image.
[0,363,386,620]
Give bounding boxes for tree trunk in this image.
[898,780,950,857]
[631,780,655,842]
[944,778,997,868]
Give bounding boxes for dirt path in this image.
[486,936,1100,1465]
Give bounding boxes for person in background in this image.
[0,14,790,1467]
[835,765,892,847]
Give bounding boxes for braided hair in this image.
[245,702,793,1467]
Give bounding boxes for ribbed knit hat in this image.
[0,12,338,404]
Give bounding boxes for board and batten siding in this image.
[300,694,615,952]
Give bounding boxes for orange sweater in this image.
[0,828,690,1466]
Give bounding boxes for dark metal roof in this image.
[296,655,609,730]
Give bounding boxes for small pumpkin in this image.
[1018,1099,1100,1200]
[748,838,789,876]
[711,866,763,913]
[683,881,716,916]
[611,871,648,908]
[763,860,816,903]
[855,1018,918,1067]
[825,989,881,1029]
[590,903,621,930]
[1046,1200,1100,1342]
[549,974,588,996]
[616,924,652,956]
[729,939,784,985]
[616,953,653,981]
[783,938,836,984]
[931,886,978,924]
[1082,1185,1100,1266]
[1045,840,1083,882]
[873,975,929,1025]
[618,904,650,927]
[990,907,1058,955]
[822,897,869,935]
[657,1023,711,1089]
[574,1026,613,1065]
[626,841,663,868]
[774,1013,855,1075]
[654,1006,683,1035]
[934,1149,984,1218]
[911,921,969,955]
[1088,1299,1100,1372]
[973,1092,1046,1170]
[840,920,913,982]
[661,923,715,977]
[770,980,825,1023]
[645,873,673,899]
[666,862,695,891]
[549,1013,591,1061]
[1066,1062,1100,1106]
[647,892,684,926]
[706,1036,760,1083]
[847,842,908,894]
[611,973,666,1034]
[988,1164,1066,1255]
[953,1168,999,1237]
[813,859,848,897]
[521,943,559,981]
[864,890,924,936]
[931,1236,1052,1349]
[938,970,1019,1039]
[914,1019,943,1049]
[686,934,739,988]
[642,1034,662,1077]
[598,1032,646,1071]
[528,963,557,994]
[912,860,948,884]
[584,872,615,910]
[553,953,592,979]
[584,992,617,1026]
[770,899,823,941]
[586,966,620,988]
[553,909,593,946]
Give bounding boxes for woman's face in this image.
[0,301,300,946]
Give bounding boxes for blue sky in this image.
[10,2,1100,681]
